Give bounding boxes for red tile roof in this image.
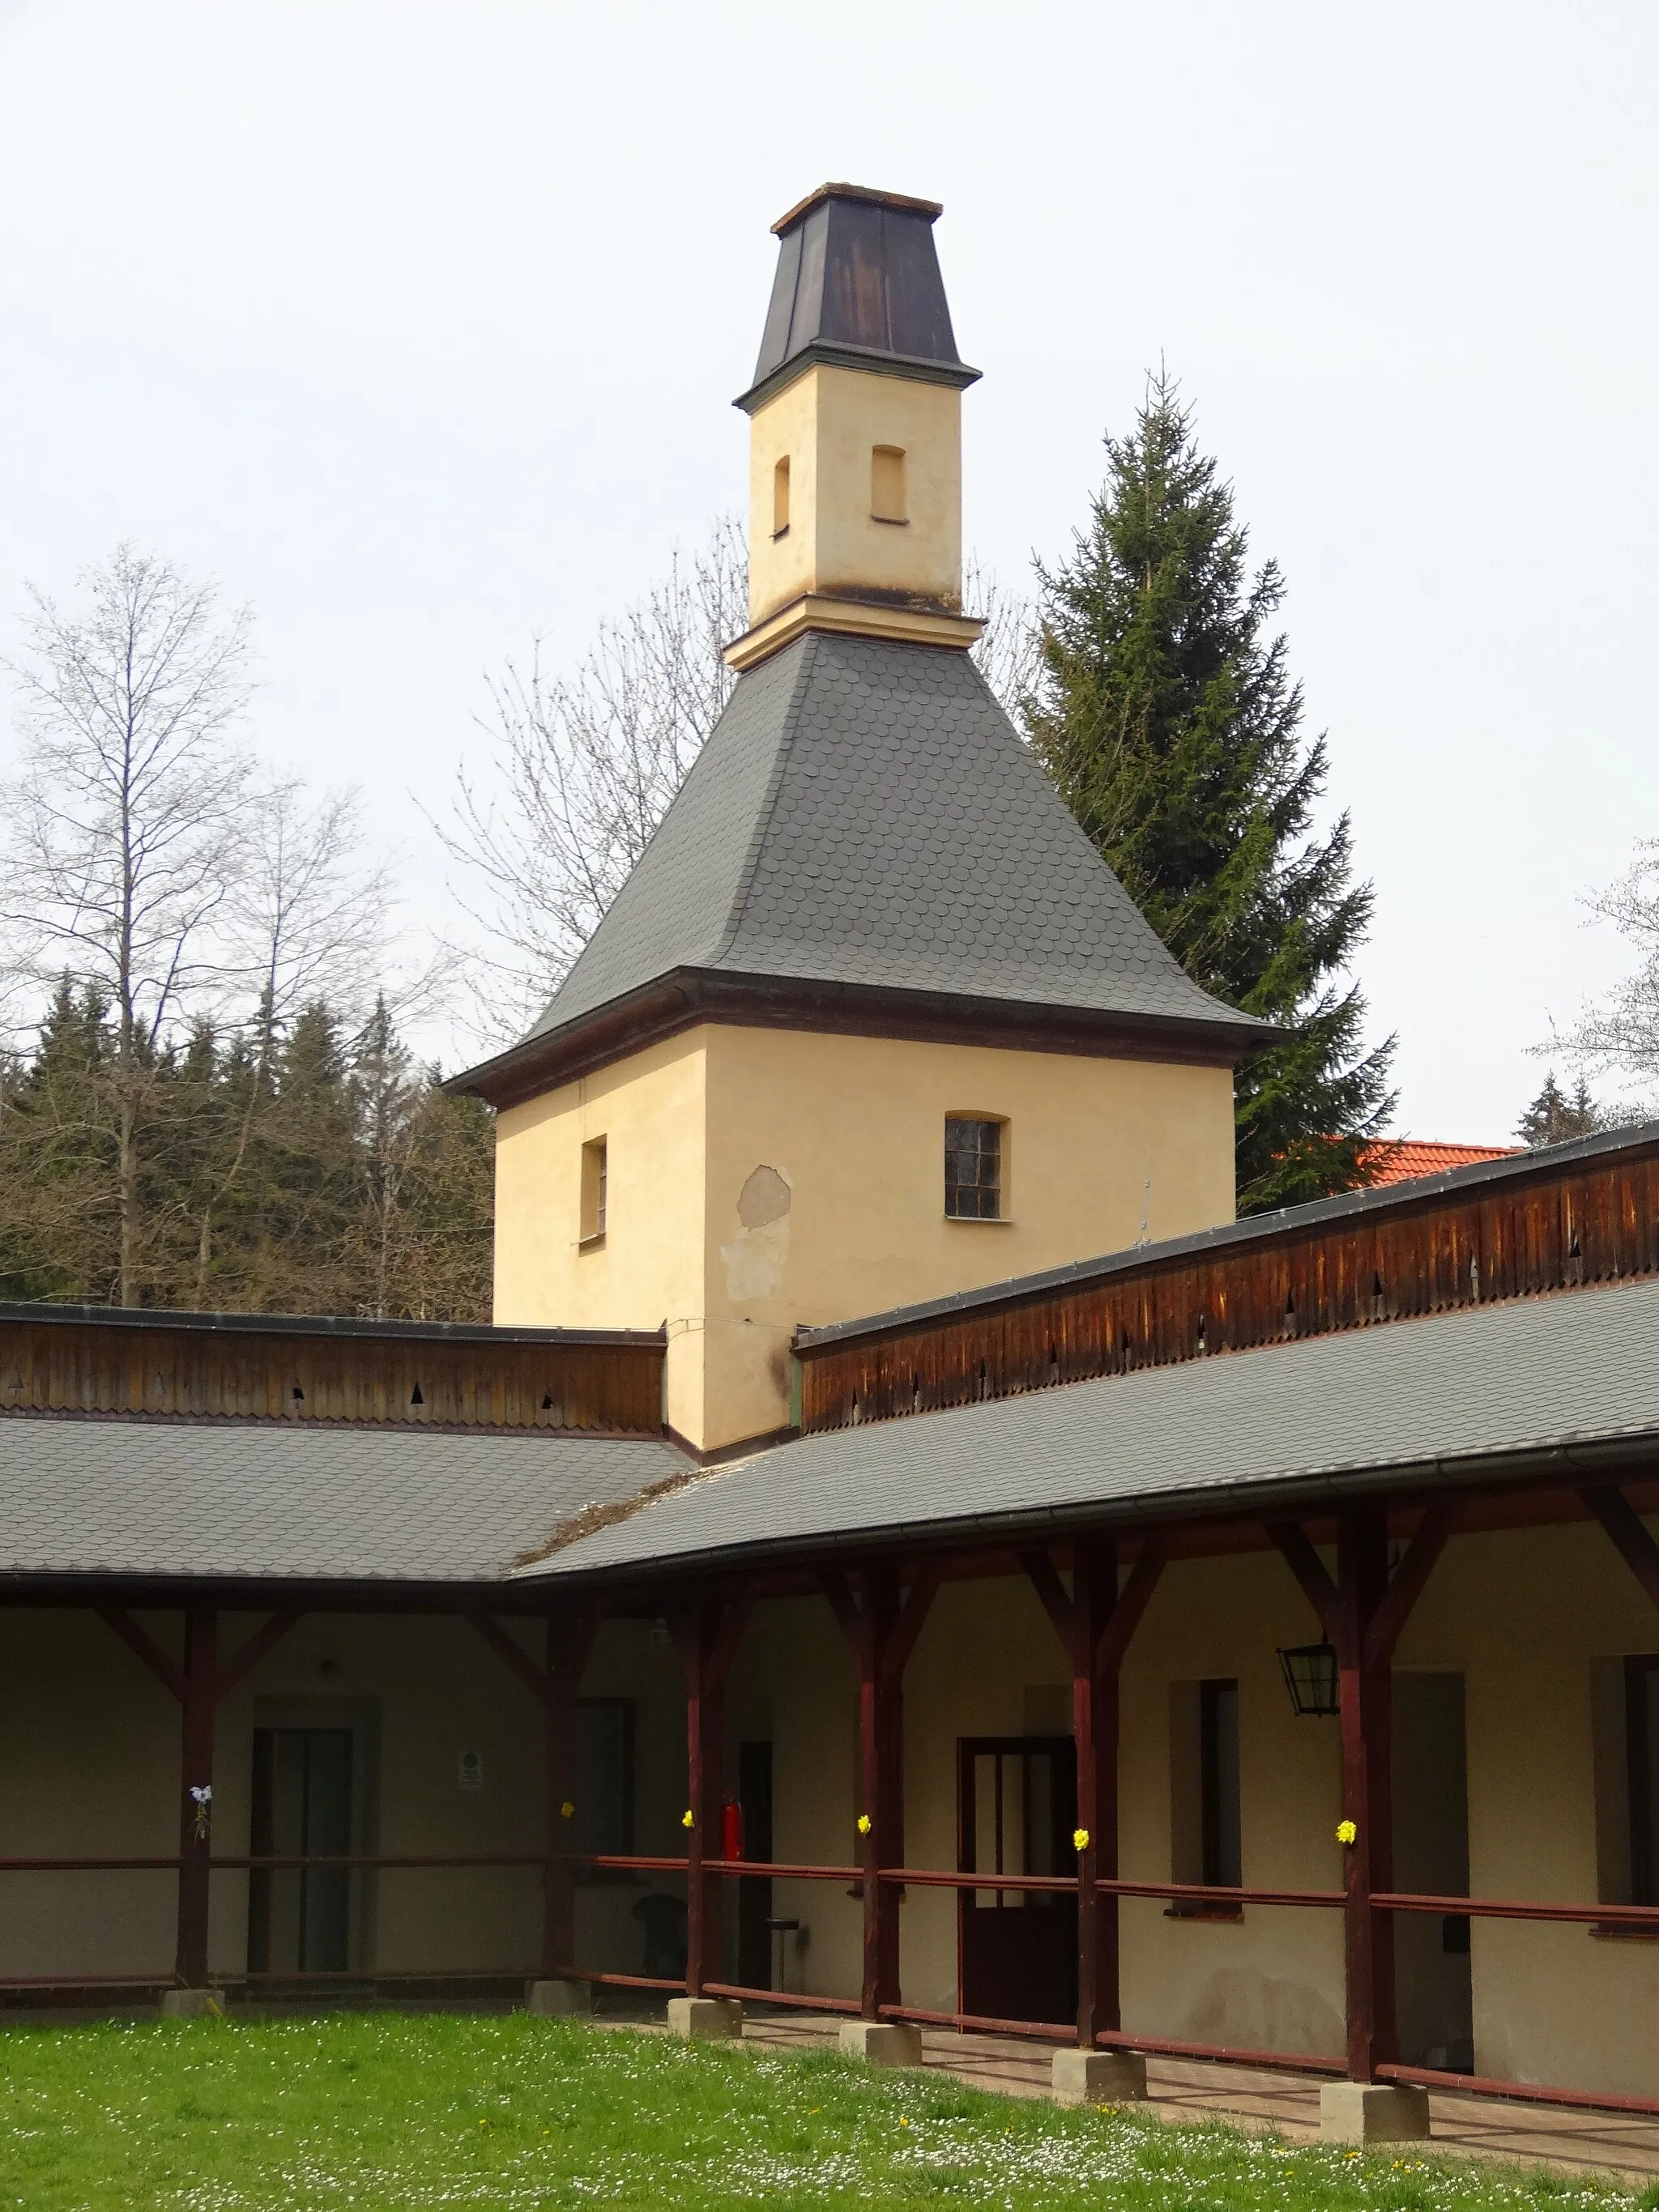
[1361,1138,1521,1188]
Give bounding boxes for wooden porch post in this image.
[858,1564,902,2020]
[1071,1542,1115,2048]
[1022,1536,1166,2049]
[1336,1506,1395,2083]
[1270,1498,1459,2084]
[176,1608,218,1990]
[676,1592,752,1998]
[543,1604,606,1977]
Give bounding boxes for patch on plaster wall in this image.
[737,1165,791,1229]
[722,1165,792,1302]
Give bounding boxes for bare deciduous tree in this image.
[1,546,254,1304]
[441,520,1042,1037]
[1541,841,1659,1115]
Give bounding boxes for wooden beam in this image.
[817,1568,861,1653]
[1337,1507,1396,2082]
[96,1606,186,1703]
[175,1608,217,1989]
[215,1612,302,1702]
[1266,1520,1342,1645]
[1018,1548,1074,1652]
[856,1564,902,2022]
[1096,1537,1168,1677]
[881,1559,944,1688]
[1580,1485,1659,1615]
[1365,1502,1462,1669]
[467,1613,548,1707]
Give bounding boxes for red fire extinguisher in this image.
[721,1797,744,1860]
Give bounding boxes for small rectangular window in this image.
[772,455,791,536]
[945,1117,1001,1219]
[1629,1657,1659,1905]
[871,444,906,523]
[580,1136,608,1245]
[1169,1677,1242,1909]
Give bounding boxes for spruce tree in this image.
[1030,376,1395,1214]
[1516,1072,1604,1148]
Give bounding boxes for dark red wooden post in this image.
[676,1593,750,1998]
[543,1605,604,1976]
[858,1563,902,2020]
[175,1608,217,1989]
[1336,1505,1396,2083]
[1071,1541,1116,2047]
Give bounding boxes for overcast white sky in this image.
[3,0,1656,1140]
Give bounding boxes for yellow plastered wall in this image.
[492,1022,1236,1452]
[493,1032,707,1441]
[745,364,963,626]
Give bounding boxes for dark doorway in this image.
[957,1736,1077,2026]
[248,1727,354,1974]
[736,1739,774,1989]
[1392,1673,1473,2072]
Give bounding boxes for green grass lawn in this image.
[0,2010,1647,2211]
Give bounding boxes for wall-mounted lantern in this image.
[1277,1642,1341,1716]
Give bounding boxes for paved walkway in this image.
[739,2012,1659,2189]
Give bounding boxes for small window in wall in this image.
[1170,1678,1242,1908]
[1629,1658,1659,1904]
[871,444,906,523]
[945,1116,1002,1220]
[772,455,791,537]
[580,1136,608,1246]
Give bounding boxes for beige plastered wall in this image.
[0,1609,687,1987]
[745,364,963,625]
[716,1522,1659,2098]
[493,1022,1237,1453]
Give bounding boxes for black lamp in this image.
[1277,1642,1341,1716]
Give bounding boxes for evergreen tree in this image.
[1517,1072,1605,1148]
[1030,376,1395,1213]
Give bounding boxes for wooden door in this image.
[248,1726,354,1974]
[957,1736,1077,2027]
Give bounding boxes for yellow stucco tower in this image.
[459,185,1262,1455]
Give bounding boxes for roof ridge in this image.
[705,632,821,968]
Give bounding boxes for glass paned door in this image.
[957,1736,1077,2025]
[248,1727,354,1975]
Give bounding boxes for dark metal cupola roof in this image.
[738,182,982,413]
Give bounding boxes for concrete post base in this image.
[1051,2048,1148,2105]
[526,1978,593,2018]
[160,1988,224,2020]
[838,2019,924,2068]
[667,1996,744,2041]
[1319,2082,1431,2143]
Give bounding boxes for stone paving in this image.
[740,2011,1659,2189]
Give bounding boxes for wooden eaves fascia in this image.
[448,967,1270,1113]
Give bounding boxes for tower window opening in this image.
[772,455,791,537]
[580,1136,608,1247]
[871,444,907,523]
[945,1116,1002,1221]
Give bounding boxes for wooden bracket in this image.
[881,1559,943,1687]
[1266,1520,1343,1645]
[96,1607,186,1703]
[1018,1549,1074,1651]
[215,1613,302,1702]
[468,1613,549,1705]
[1365,1502,1462,1669]
[817,1568,862,1653]
[1096,1537,1167,1677]
[1580,1484,1659,1614]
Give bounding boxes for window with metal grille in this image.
[945,1117,1002,1219]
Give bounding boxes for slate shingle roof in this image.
[518,633,1260,1053]
[0,1419,689,1583]
[524,1274,1659,1580]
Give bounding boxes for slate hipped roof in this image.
[459,633,1265,1101]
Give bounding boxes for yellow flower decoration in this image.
[1336,1818,1358,1845]
[856,1812,872,1836]
[1072,1826,1091,1852]
[560,1800,575,1820]
[681,1809,695,1830]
